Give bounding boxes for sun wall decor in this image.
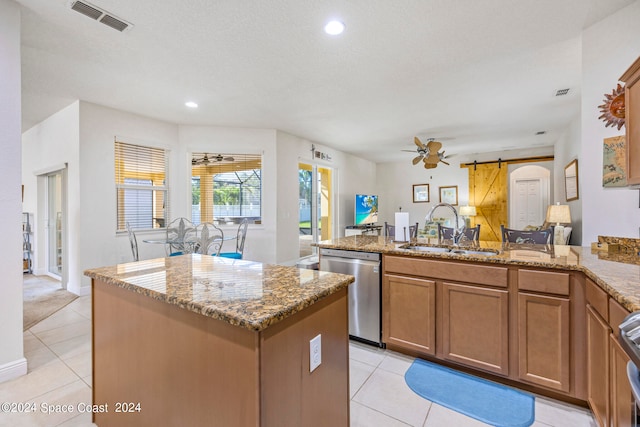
[598,83,626,130]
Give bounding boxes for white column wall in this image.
[0,0,27,382]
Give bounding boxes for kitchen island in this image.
[84,254,354,427]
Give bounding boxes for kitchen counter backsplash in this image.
[598,235,640,254]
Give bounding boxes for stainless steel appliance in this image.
[618,312,640,426]
[319,248,382,347]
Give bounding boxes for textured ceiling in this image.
[17,0,636,163]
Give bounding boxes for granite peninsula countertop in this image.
[84,254,354,332]
[316,235,640,313]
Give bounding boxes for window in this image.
[191,153,261,225]
[115,141,168,231]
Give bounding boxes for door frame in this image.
[37,165,68,288]
[509,165,551,229]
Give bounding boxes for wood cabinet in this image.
[610,334,635,427]
[382,274,435,354]
[620,56,640,185]
[588,303,612,427]
[441,282,509,375]
[517,269,571,392]
[518,292,570,392]
[586,278,634,427]
[382,255,586,401]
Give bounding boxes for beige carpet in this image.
[23,275,78,331]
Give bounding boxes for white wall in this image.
[0,0,27,382]
[179,126,278,263]
[376,159,469,230]
[275,131,378,263]
[22,102,80,289]
[22,101,377,287]
[581,1,640,244]
[553,115,582,244]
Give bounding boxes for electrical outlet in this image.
[310,334,321,372]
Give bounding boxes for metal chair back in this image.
[126,222,139,261]
[195,223,224,256]
[500,225,554,244]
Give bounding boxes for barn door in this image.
[467,163,508,241]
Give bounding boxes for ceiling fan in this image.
[191,153,235,166]
[402,137,452,169]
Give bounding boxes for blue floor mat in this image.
[405,359,535,427]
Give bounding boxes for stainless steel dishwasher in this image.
[319,248,382,347]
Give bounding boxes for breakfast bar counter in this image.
[84,254,354,427]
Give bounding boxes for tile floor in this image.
[1,280,597,427]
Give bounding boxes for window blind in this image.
[115,141,169,231]
[191,153,261,225]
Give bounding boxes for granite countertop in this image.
[316,235,640,313]
[84,254,354,332]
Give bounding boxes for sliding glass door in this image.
[298,162,333,257]
[46,171,63,278]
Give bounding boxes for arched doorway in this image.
[509,165,551,230]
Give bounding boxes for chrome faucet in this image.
[425,202,465,245]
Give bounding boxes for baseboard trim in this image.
[0,357,27,383]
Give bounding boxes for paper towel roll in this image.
[395,212,410,241]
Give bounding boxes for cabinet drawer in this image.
[384,256,507,288]
[517,269,569,296]
[586,278,608,319]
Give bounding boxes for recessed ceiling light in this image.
[324,20,345,35]
[185,101,198,108]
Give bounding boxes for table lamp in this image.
[459,205,477,228]
[546,203,571,245]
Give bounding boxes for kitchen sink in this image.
[450,249,500,257]
[400,244,499,257]
[401,245,452,253]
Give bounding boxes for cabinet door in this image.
[382,274,436,355]
[623,59,640,185]
[441,282,509,375]
[588,304,611,427]
[610,334,634,427]
[518,292,570,392]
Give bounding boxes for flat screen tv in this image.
[354,194,378,226]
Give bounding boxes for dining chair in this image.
[438,224,481,243]
[166,217,197,256]
[194,222,224,256]
[219,218,249,259]
[385,222,419,240]
[125,222,139,261]
[500,225,554,245]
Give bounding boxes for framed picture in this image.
[439,185,458,205]
[564,159,579,201]
[412,184,430,203]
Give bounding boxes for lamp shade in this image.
[546,204,571,224]
[459,205,477,216]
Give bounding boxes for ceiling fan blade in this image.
[424,154,439,164]
[439,159,450,166]
[426,140,442,153]
[401,149,417,153]
[412,155,423,165]
[224,156,235,161]
[414,137,426,150]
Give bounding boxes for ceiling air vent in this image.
[535,131,546,135]
[555,88,570,97]
[69,1,133,32]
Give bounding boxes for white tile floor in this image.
[1,284,597,427]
